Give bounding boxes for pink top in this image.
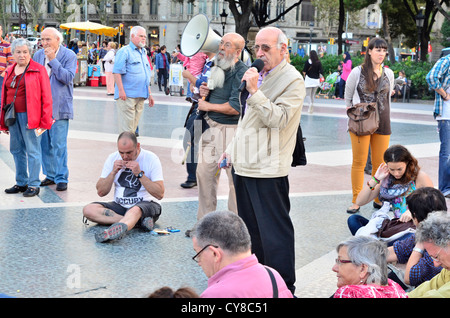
[333,279,408,298]
[341,59,352,81]
[201,254,293,298]
[177,52,208,76]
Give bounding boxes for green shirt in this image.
[207,60,248,125]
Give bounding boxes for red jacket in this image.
[0,59,53,131]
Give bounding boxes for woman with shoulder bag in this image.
[102,41,116,95]
[345,38,395,214]
[0,38,53,197]
[302,50,324,114]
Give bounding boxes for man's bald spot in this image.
[117,131,138,147]
[225,32,245,51]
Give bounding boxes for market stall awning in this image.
[59,21,118,37]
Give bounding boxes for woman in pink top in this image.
[191,210,293,298]
[332,236,407,298]
[338,52,352,99]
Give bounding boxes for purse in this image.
[3,64,28,127]
[347,68,384,136]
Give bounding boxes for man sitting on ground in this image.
[83,132,164,242]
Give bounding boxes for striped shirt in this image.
[0,39,13,77]
[426,54,450,118]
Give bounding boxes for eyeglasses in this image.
[430,247,443,262]
[192,244,219,263]
[252,44,274,53]
[335,258,353,265]
[10,75,18,88]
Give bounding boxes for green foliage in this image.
[290,52,434,99]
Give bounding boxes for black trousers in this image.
[233,173,296,294]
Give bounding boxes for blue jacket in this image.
[155,52,170,70]
[33,45,77,120]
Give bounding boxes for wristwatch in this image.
[137,171,145,179]
[413,247,424,255]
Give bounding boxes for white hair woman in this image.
[332,236,408,298]
[0,38,53,197]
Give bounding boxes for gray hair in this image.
[11,38,32,54]
[192,210,251,254]
[43,27,63,45]
[130,25,146,38]
[415,211,450,248]
[336,236,388,286]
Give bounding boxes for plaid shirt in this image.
[426,54,450,118]
[0,38,13,77]
[393,235,443,287]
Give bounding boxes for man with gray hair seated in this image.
[191,210,293,298]
[408,211,450,298]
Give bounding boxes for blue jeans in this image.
[41,119,69,184]
[438,120,450,196]
[9,112,42,188]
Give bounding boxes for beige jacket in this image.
[227,59,305,178]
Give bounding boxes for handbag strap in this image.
[11,63,29,104]
[265,267,279,298]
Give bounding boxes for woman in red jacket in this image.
[0,38,53,197]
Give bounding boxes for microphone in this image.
[238,59,265,92]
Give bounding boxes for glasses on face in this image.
[192,244,219,263]
[10,75,18,88]
[430,247,443,262]
[219,41,234,50]
[252,44,274,53]
[335,258,353,266]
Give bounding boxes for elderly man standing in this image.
[192,32,247,228]
[222,27,305,294]
[113,26,154,134]
[33,27,77,191]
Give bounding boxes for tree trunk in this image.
[337,0,344,55]
[382,10,396,64]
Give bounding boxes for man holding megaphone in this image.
[193,32,248,222]
[220,27,306,295]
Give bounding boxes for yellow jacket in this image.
[408,268,450,298]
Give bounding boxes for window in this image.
[150,0,158,15]
[199,0,207,14]
[301,0,315,22]
[276,0,285,21]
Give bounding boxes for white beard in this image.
[208,51,236,89]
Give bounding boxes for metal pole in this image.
[85,0,88,22]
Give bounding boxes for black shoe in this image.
[346,206,360,214]
[373,202,382,209]
[185,229,192,237]
[23,187,40,197]
[95,223,128,243]
[40,178,55,186]
[185,97,192,103]
[180,181,197,188]
[5,185,28,194]
[56,183,68,191]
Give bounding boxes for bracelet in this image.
[367,180,376,190]
[372,176,380,184]
[413,247,424,255]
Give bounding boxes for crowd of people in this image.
[0,22,449,299]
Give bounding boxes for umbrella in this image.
[59,21,118,37]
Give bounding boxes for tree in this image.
[23,0,46,36]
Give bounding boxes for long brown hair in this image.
[384,144,420,185]
[362,38,388,92]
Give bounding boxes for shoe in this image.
[445,193,450,199]
[40,178,55,186]
[159,88,162,91]
[5,185,28,194]
[373,202,382,209]
[23,187,40,197]
[185,97,192,103]
[95,223,128,243]
[56,183,68,191]
[180,181,197,188]
[141,217,154,231]
[185,229,192,237]
[346,206,360,214]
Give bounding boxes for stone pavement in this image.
[0,84,446,298]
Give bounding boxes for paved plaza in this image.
[0,83,447,298]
